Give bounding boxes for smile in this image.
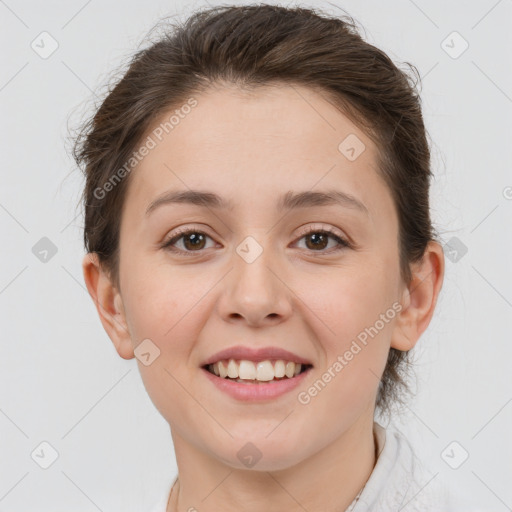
[201,360,313,401]
[205,359,312,383]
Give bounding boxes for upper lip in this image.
[201,345,313,367]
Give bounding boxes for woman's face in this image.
[106,84,409,469]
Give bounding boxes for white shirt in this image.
[149,422,480,512]
[349,422,473,511]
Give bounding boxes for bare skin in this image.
[82,83,444,512]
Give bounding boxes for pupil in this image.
[307,233,327,250]
[185,233,205,250]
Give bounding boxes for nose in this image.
[216,240,293,328]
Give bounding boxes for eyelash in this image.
[160,225,351,257]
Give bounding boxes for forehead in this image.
[123,84,392,222]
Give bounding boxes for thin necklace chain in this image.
[345,484,365,512]
[168,431,375,512]
[346,428,378,511]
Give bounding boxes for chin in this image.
[211,438,308,472]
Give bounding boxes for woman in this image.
[74,4,475,511]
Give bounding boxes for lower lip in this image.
[201,366,312,401]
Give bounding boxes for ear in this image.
[82,252,135,360]
[391,241,445,351]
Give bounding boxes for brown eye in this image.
[182,232,206,250]
[304,232,329,250]
[295,227,350,253]
[162,229,214,254]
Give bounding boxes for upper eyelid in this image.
[166,224,346,241]
[164,224,350,250]
[297,224,343,236]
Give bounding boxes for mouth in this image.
[199,345,314,400]
[202,359,314,384]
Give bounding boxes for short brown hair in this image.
[71,4,439,417]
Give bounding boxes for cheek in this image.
[310,265,396,339]
[120,264,213,370]
[121,254,194,335]
[303,265,397,392]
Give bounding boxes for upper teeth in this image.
[209,359,303,381]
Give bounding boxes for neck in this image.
[166,413,377,512]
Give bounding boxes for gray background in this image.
[1,0,511,510]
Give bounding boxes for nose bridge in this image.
[234,233,279,299]
[236,235,273,287]
[218,233,292,325]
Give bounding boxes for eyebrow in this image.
[145,188,369,217]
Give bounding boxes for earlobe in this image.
[390,241,445,352]
[81,253,135,360]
